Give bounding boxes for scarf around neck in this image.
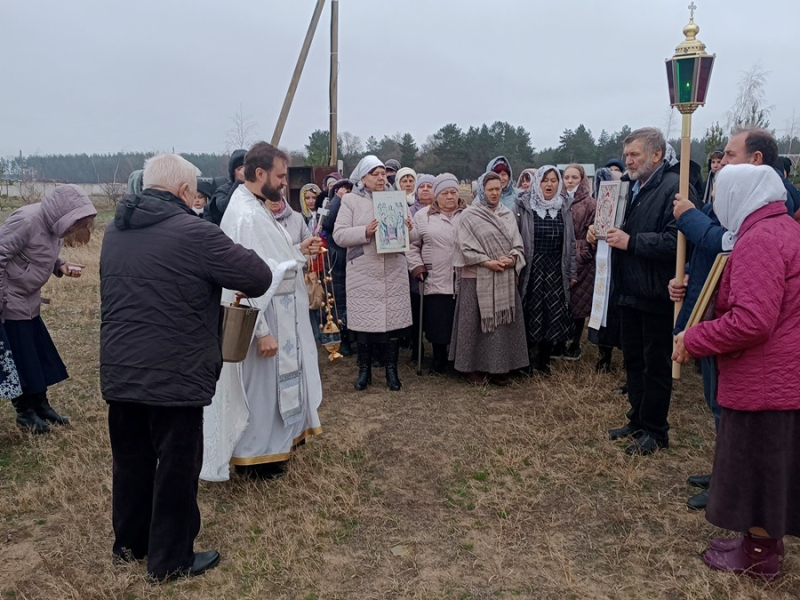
[456,202,523,333]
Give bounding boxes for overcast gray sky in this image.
[3,0,799,158]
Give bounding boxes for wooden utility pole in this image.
[328,0,339,166]
[271,0,327,147]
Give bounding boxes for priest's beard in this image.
[261,181,283,203]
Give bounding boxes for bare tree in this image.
[18,154,42,204]
[663,107,677,141]
[226,103,259,152]
[725,63,774,133]
[339,131,363,157]
[783,109,800,155]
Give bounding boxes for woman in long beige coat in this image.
[334,156,414,392]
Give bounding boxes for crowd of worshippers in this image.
[1,125,799,582]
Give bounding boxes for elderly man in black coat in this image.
[100,153,272,581]
[590,128,699,456]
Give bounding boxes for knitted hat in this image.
[433,173,459,198]
[492,162,510,176]
[604,158,625,172]
[196,178,215,200]
[228,149,247,181]
[384,159,401,172]
[415,174,435,193]
[395,167,417,185]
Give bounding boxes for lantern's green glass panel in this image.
[676,57,697,104]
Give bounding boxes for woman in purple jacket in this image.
[0,185,96,433]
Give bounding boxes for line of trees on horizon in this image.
[4,122,799,186]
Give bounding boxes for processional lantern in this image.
[666,2,715,379]
[665,2,716,114]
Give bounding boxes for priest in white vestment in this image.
[201,143,323,482]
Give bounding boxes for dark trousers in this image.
[108,402,203,579]
[620,307,673,439]
[570,318,585,348]
[701,356,721,430]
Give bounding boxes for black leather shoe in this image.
[687,473,712,489]
[607,423,642,441]
[12,397,51,434]
[153,550,221,583]
[189,550,221,577]
[34,396,71,425]
[687,487,709,511]
[625,433,669,456]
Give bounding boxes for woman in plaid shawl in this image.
[449,172,529,385]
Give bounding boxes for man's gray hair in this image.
[143,154,201,192]
[624,127,667,159]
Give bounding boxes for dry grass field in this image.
[1,206,799,599]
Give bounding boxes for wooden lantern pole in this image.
[672,111,693,380]
[329,0,339,166]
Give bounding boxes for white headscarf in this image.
[530,165,564,219]
[349,155,384,184]
[664,144,679,167]
[714,164,787,251]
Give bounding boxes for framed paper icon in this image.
[373,191,410,254]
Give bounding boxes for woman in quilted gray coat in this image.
[334,156,414,392]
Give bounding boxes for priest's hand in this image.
[672,331,691,364]
[257,334,278,359]
[587,225,597,247]
[365,220,379,238]
[301,236,323,256]
[673,194,696,219]
[606,228,630,251]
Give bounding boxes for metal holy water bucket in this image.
[221,298,260,363]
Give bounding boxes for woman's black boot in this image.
[385,341,402,391]
[339,328,353,357]
[11,395,51,434]
[430,344,448,375]
[34,393,71,425]
[596,345,613,373]
[535,342,553,376]
[354,343,372,391]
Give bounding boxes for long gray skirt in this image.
[449,278,529,375]
[707,407,800,538]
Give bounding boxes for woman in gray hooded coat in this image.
[0,185,97,432]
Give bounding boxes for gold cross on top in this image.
[688,2,697,19]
